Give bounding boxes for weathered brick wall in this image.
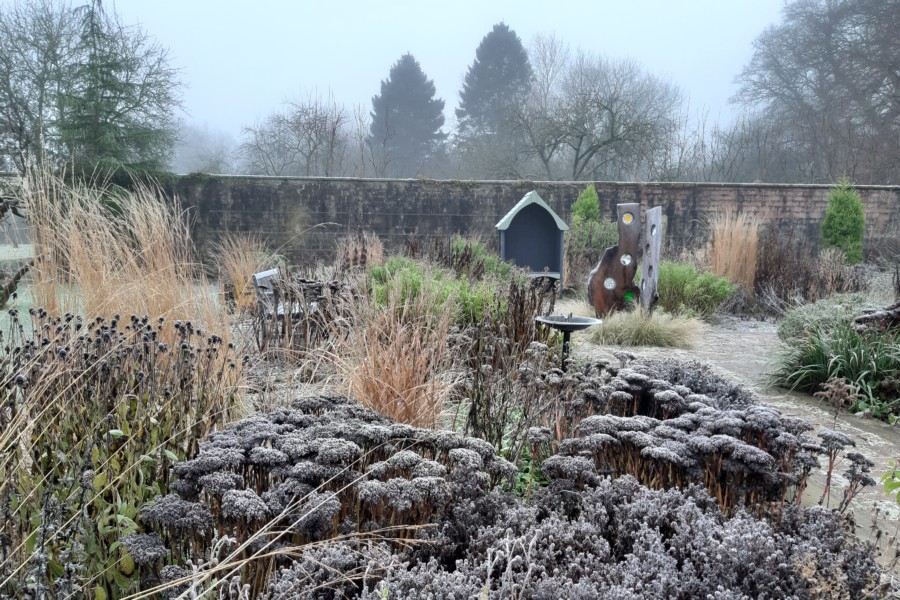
[165,175,900,263]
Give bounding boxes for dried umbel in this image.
[134,394,514,595]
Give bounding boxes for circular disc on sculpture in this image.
[620,254,632,266]
[623,213,634,224]
[603,277,616,290]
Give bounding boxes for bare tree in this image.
[558,53,684,180]
[239,92,351,177]
[512,34,569,179]
[734,0,900,183]
[0,0,80,171]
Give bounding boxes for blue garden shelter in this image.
[496,190,568,283]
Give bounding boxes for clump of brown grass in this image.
[213,233,275,312]
[332,276,457,429]
[335,231,384,275]
[589,308,702,349]
[19,170,227,345]
[709,211,760,291]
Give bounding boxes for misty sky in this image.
[112,0,785,138]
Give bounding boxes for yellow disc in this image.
[622,212,634,224]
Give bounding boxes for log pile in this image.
[854,300,900,334]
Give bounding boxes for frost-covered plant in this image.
[0,309,244,597]
[133,394,515,595]
[538,357,836,514]
[357,477,880,599]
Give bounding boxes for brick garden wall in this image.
[165,175,900,263]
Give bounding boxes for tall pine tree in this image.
[60,0,181,176]
[456,23,532,137]
[369,53,445,177]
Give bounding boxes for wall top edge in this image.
[167,174,900,191]
[2,172,899,191]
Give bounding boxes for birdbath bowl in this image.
[535,315,603,371]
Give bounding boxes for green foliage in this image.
[651,261,737,319]
[821,177,865,264]
[450,236,513,280]
[572,184,600,223]
[565,186,616,290]
[589,308,701,349]
[367,256,502,326]
[882,461,900,506]
[777,293,883,341]
[772,320,900,420]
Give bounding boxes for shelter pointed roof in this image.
[495,190,569,231]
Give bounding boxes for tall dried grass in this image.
[335,231,384,275]
[331,276,457,429]
[709,211,760,291]
[213,233,275,312]
[19,170,227,344]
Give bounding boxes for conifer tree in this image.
[369,53,445,177]
[456,23,532,136]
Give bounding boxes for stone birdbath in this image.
[535,314,603,371]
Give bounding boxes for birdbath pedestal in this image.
[535,314,603,371]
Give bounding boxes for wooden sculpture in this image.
[587,203,641,316]
[587,203,662,317]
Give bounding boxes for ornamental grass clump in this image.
[772,319,900,419]
[332,276,457,428]
[589,308,702,348]
[0,308,245,598]
[214,233,278,312]
[131,394,516,597]
[708,211,760,291]
[19,170,228,344]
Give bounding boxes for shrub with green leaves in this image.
[572,184,600,222]
[821,177,865,264]
[777,293,884,341]
[772,319,900,420]
[566,185,618,290]
[367,256,504,326]
[651,261,737,319]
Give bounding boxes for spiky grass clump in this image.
[709,211,760,291]
[771,320,900,419]
[19,170,227,344]
[589,309,701,349]
[332,275,458,429]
